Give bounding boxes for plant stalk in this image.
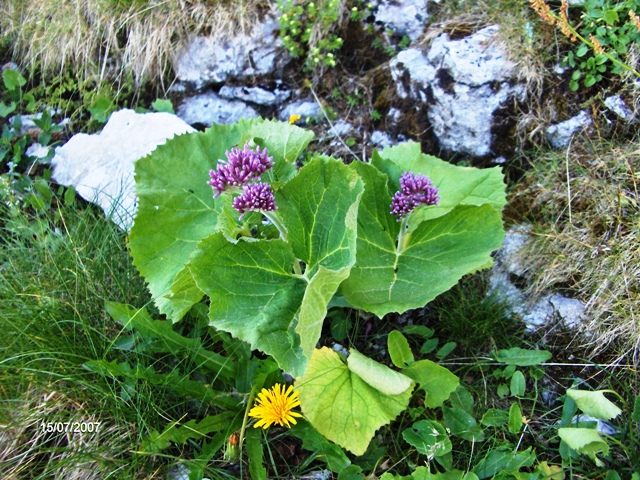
[263,210,303,275]
[396,216,412,253]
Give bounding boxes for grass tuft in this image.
[0,196,173,477]
[1,0,271,86]
[510,136,640,362]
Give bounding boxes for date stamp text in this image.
[41,422,101,434]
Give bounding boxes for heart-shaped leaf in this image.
[296,347,412,455]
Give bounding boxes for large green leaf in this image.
[371,142,506,223]
[347,349,413,396]
[566,389,622,421]
[189,233,308,376]
[247,118,314,165]
[558,428,609,466]
[296,347,413,455]
[189,156,362,376]
[402,359,459,408]
[279,156,363,366]
[340,161,504,317]
[492,348,552,366]
[297,265,352,363]
[129,122,254,321]
[412,468,465,480]
[277,156,363,275]
[472,448,535,479]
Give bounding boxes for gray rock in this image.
[177,91,258,126]
[218,83,291,106]
[387,107,402,124]
[374,0,429,42]
[26,143,51,159]
[278,100,322,122]
[488,225,588,330]
[391,26,524,158]
[51,109,196,231]
[546,111,592,148]
[328,119,353,136]
[553,63,566,75]
[332,343,349,357]
[499,224,531,277]
[604,95,636,122]
[570,414,617,435]
[548,293,586,329]
[295,471,332,480]
[371,130,393,148]
[173,10,287,89]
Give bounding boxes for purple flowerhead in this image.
[233,183,277,219]
[208,143,274,197]
[390,171,439,220]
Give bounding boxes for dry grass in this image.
[0,389,136,479]
[1,0,273,87]
[510,136,640,362]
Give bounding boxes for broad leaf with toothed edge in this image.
[340,160,505,317]
[296,347,413,455]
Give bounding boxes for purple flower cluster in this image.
[390,171,439,220]
[233,183,278,219]
[208,143,277,218]
[208,144,274,197]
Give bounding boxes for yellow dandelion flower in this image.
[289,113,302,124]
[248,383,303,429]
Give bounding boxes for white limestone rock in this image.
[374,0,429,42]
[488,225,588,330]
[371,130,393,148]
[328,120,353,136]
[278,100,322,122]
[26,143,51,160]
[387,107,402,124]
[218,83,291,106]
[604,95,636,122]
[50,109,195,231]
[390,26,525,158]
[546,111,592,148]
[177,91,259,126]
[173,10,288,89]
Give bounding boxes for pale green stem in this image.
[238,388,257,474]
[263,210,303,275]
[396,216,412,253]
[262,210,287,241]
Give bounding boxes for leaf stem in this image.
[262,210,287,240]
[396,216,411,253]
[263,210,303,275]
